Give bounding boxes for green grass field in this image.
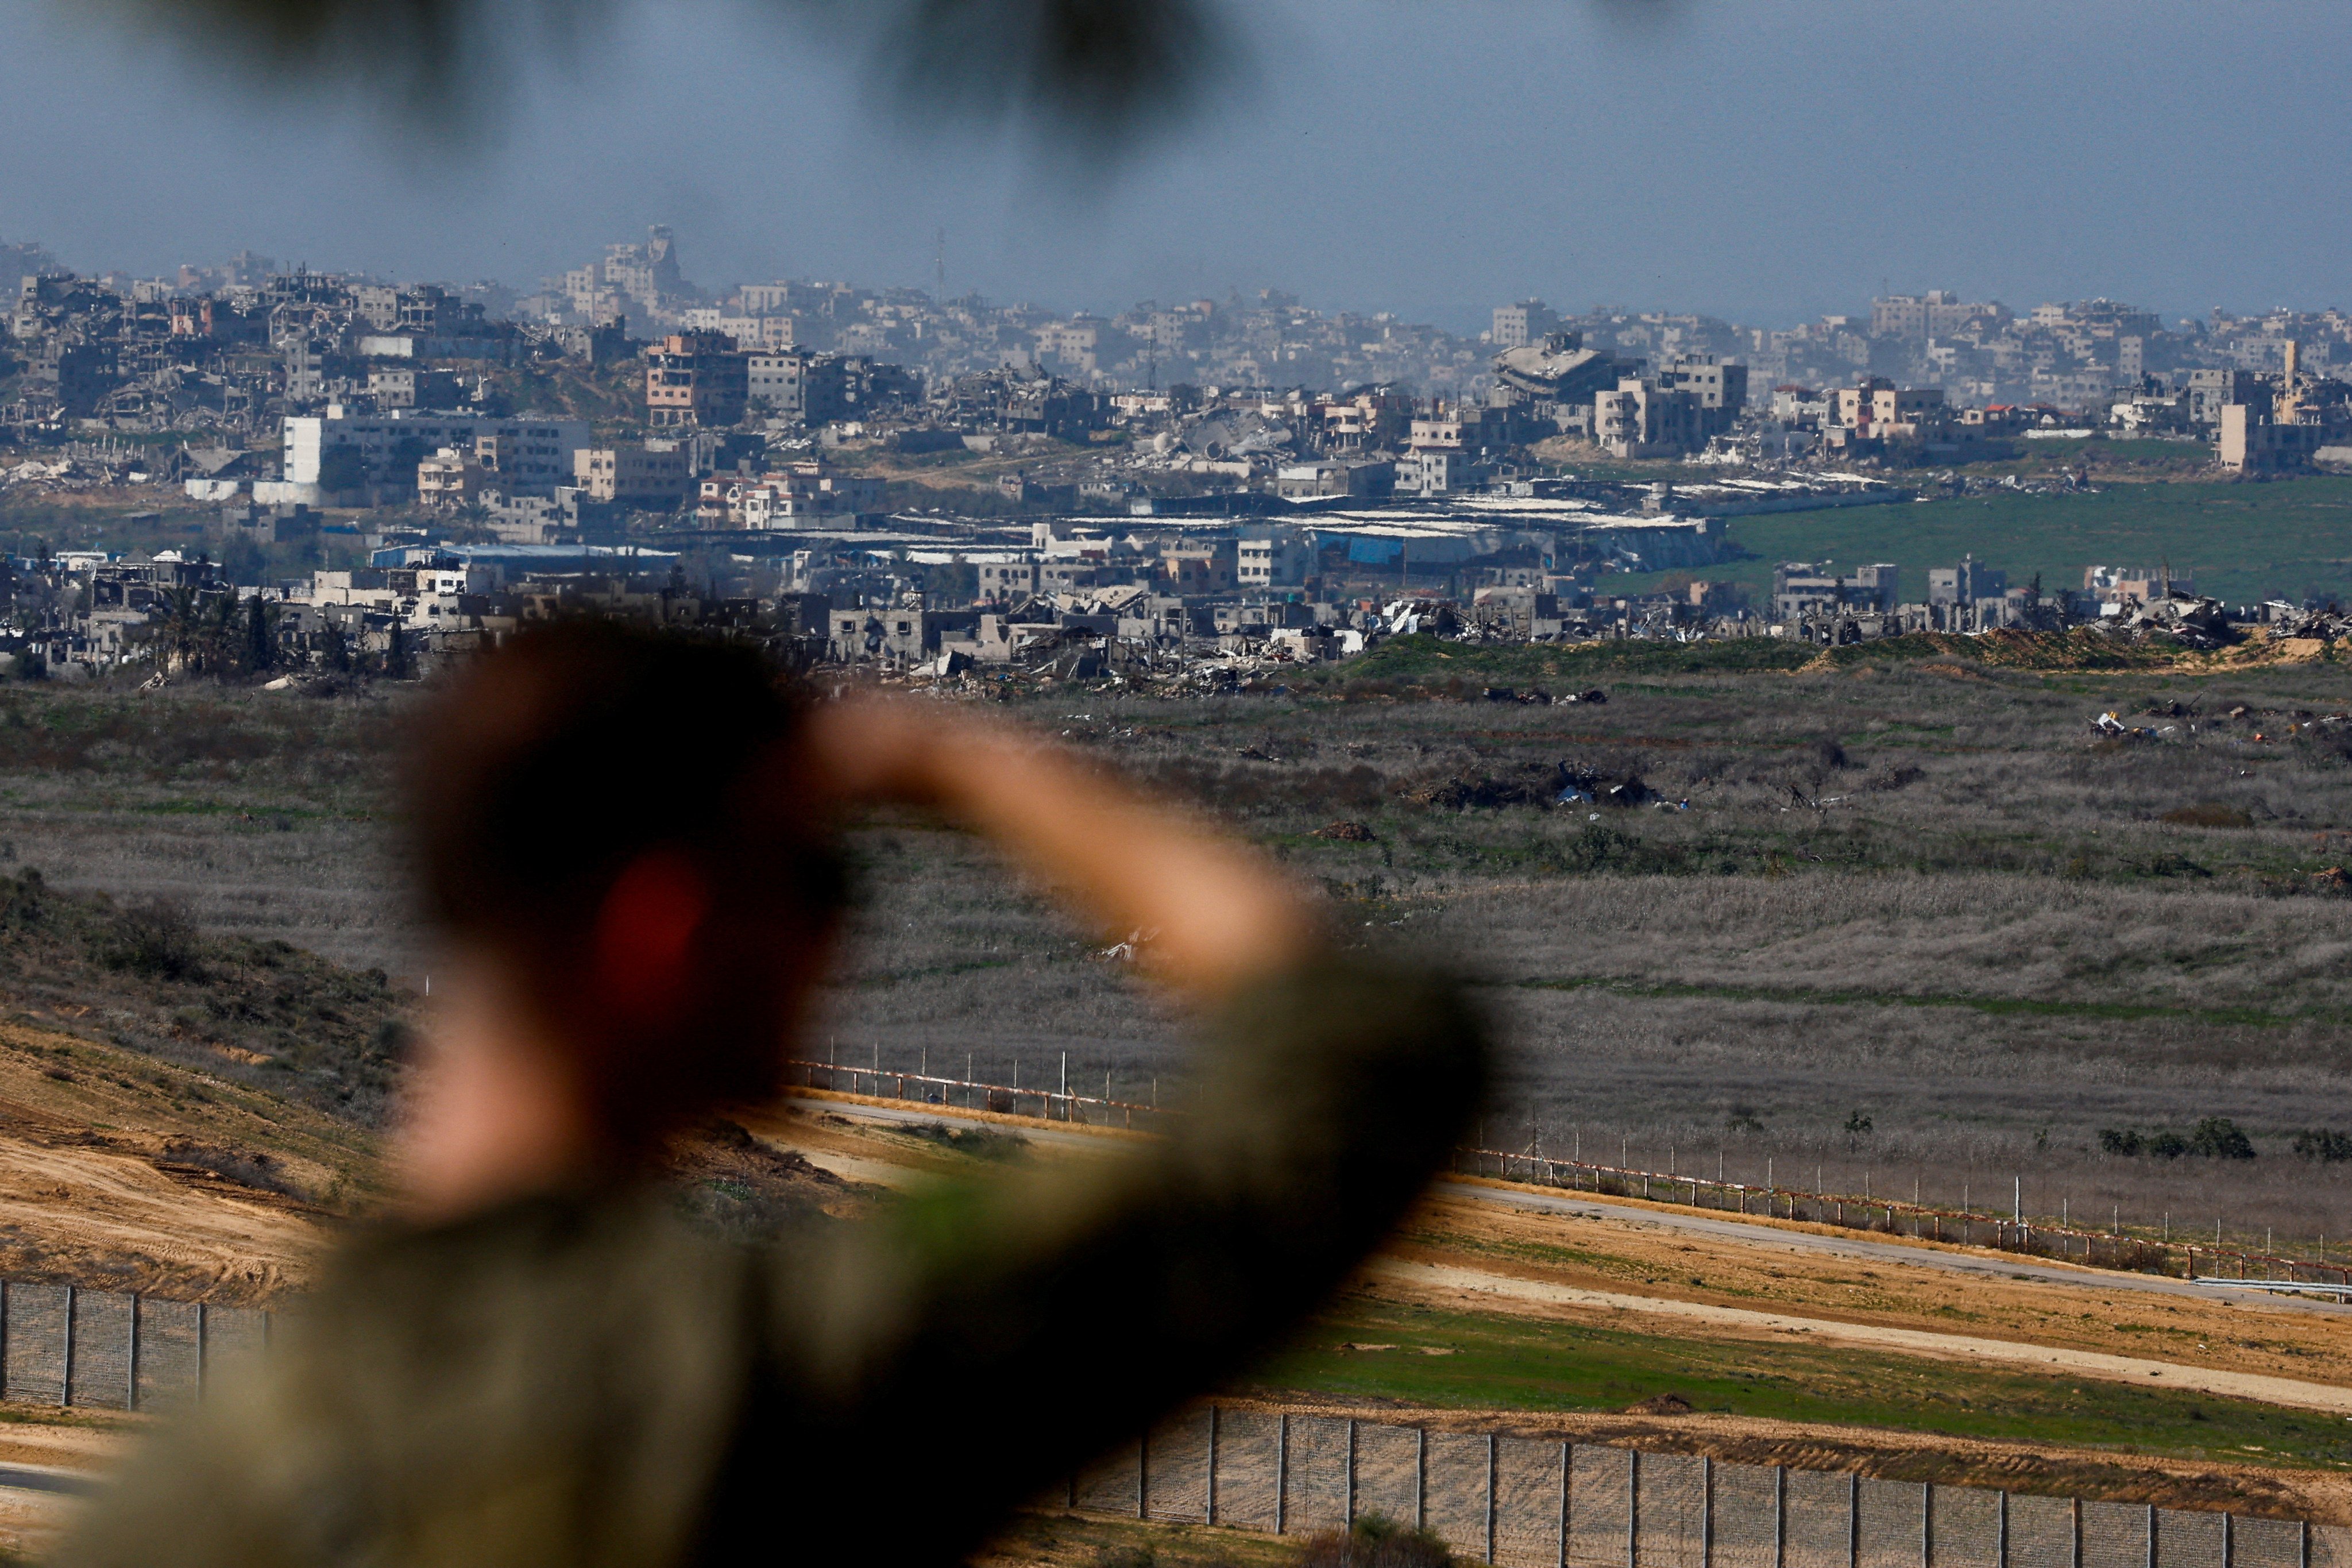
[1611,477,2352,609]
[1252,1299,2352,1470]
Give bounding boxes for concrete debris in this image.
[2264,605,2352,642]
[2104,592,2234,648]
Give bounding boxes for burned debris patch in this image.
[2158,802,2254,829]
[155,1138,308,1198]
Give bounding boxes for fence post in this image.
[0,1279,8,1399]
[2072,1496,2082,1568]
[2145,1504,2156,1568]
[1775,1467,1787,1568]
[1417,1427,1428,1531]
[1702,1456,1714,1568]
[60,1284,75,1407]
[1138,1432,1148,1520]
[1559,1442,1571,1568]
[1627,1449,1639,1568]
[1486,1433,1498,1565]
[1276,1412,1289,1536]
[195,1301,208,1404]
[2300,1521,2311,1568]
[127,1293,139,1412]
[2223,1514,2233,1568]
[1923,1482,1933,1568]
[1206,1406,1219,1527]
[1998,1492,2009,1568]
[1848,1472,1860,1568]
[1347,1419,1359,1525]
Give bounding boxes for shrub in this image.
[2100,1118,2254,1160]
[1295,1515,1457,1568]
[2292,1128,2352,1163]
[96,901,206,983]
[2188,1116,2256,1160]
[905,1121,1028,1161]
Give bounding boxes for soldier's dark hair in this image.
[405,619,845,1135]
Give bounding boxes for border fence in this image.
[0,1280,272,1412]
[784,1060,2352,1291]
[1067,1406,2347,1568]
[0,1280,2332,1553]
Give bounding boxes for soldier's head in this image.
[406,618,845,1149]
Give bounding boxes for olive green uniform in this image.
[61,960,1485,1568]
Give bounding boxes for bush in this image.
[2293,1128,2352,1162]
[904,1121,1028,1161]
[96,901,206,983]
[2099,1117,2255,1160]
[2188,1116,2256,1159]
[1295,1516,1457,1568]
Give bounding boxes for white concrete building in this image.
[283,410,592,495]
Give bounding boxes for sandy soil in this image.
[0,1414,135,1558]
[0,1019,377,1302]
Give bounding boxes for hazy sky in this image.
[0,1,2343,331]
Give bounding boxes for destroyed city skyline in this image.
[2,1,2347,327]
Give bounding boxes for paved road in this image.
[0,1464,94,1496]
[791,1096,2352,1319]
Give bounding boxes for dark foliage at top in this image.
[118,0,1234,145]
[0,868,412,1126]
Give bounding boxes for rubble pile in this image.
[2098,592,2235,649]
[2264,604,2352,642]
[1403,760,1653,812]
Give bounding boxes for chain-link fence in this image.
[0,1280,272,1412]
[1067,1408,2345,1568]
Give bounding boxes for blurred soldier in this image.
[62,620,1486,1568]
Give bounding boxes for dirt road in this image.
[1372,1257,2352,1415]
[798,1093,2352,1320]
[1438,1179,2352,1319]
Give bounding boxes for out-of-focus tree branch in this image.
[109,0,1237,145]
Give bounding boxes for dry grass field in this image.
[4,642,2352,1254]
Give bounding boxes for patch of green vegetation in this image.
[1253,1300,2352,1467]
[1812,631,2185,671]
[1601,477,2352,609]
[902,1120,1031,1161]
